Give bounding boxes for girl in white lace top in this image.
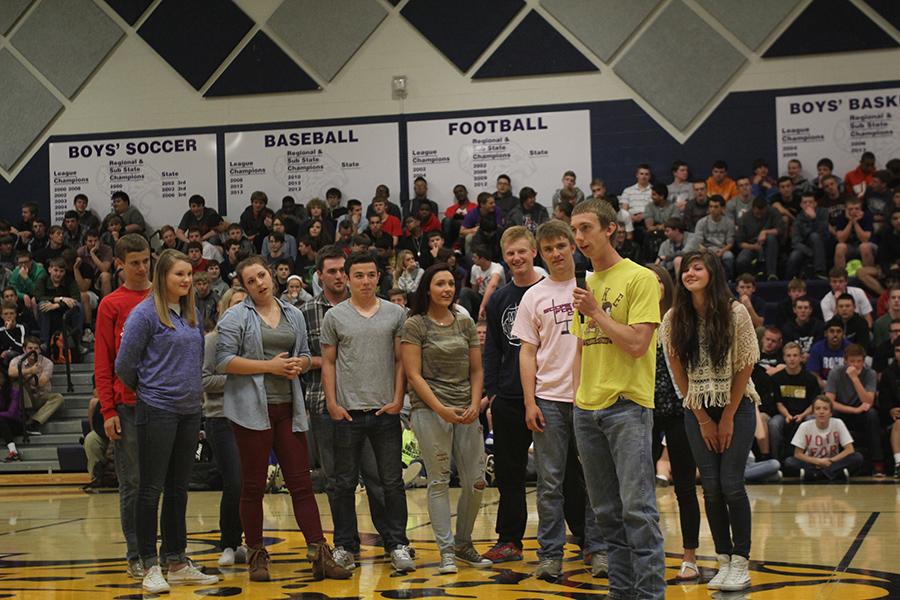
[661,250,758,593]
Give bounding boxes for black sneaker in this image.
[24,423,42,436]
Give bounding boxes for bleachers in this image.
[0,359,93,474]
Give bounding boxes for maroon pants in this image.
[231,403,324,548]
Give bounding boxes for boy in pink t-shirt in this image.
[511,220,606,580]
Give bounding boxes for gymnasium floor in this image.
[0,482,897,599]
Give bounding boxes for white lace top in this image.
[660,302,760,409]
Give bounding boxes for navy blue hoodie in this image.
[483,276,543,400]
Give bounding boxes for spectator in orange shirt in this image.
[706,160,738,201]
[844,152,876,199]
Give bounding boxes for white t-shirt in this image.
[470,262,506,295]
[617,208,634,233]
[820,286,873,320]
[791,418,853,458]
[511,277,578,403]
[620,183,652,216]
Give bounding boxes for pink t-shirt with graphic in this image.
[511,277,578,403]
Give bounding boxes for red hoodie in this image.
[95,286,150,420]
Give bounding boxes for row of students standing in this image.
[98,203,759,597]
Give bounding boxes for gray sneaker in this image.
[438,553,458,574]
[332,546,356,570]
[534,558,562,580]
[126,558,145,579]
[454,544,492,568]
[390,545,416,572]
[591,551,609,578]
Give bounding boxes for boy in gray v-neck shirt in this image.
[320,298,406,410]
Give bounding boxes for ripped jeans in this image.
[411,407,487,554]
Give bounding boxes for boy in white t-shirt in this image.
[511,220,605,581]
[785,396,863,481]
[459,244,506,320]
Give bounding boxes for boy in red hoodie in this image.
[94,234,152,579]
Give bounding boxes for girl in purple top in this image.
[116,249,217,594]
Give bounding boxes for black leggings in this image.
[0,418,20,444]
[652,413,700,550]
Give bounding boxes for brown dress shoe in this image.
[248,546,270,582]
[311,543,352,580]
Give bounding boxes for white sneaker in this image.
[167,562,219,585]
[391,544,416,572]
[720,555,750,591]
[706,554,731,590]
[218,547,235,566]
[439,553,458,574]
[142,565,170,594]
[332,546,356,570]
[234,544,248,564]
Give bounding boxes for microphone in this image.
[575,267,587,323]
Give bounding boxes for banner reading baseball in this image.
[224,123,401,218]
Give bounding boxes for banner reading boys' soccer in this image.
[775,87,900,180]
[406,109,592,212]
[49,134,218,231]
[224,123,401,217]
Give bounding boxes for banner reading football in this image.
[776,87,900,181]
[406,109,592,212]
[224,123,400,217]
[49,134,218,231]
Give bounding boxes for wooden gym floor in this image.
[0,482,897,599]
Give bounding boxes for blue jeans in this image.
[784,452,864,479]
[309,412,389,552]
[332,411,409,552]
[205,417,243,550]
[135,401,201,567]
[574,400,666,600]
[533,398,605,560]
[684,398,755,558]
[114,404,140,561]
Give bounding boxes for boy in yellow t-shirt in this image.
[570,199,665,600]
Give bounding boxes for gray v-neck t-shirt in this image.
[320,299,406,410]
[260,314,296,404]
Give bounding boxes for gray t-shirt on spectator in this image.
[261,315,295,404]
[694,214,734,250]
[825,364,876,407]
[320,298,406,410]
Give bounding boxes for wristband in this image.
[698,418,711,426]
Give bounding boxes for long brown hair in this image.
[669,250,734,370]
[151,249,198,329]
[646,263,674,314]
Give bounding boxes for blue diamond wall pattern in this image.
[474,11,597,79]
[764,0,898,58]
[138,0,254,90]
[401,0,525,73]
[206,31,320,97]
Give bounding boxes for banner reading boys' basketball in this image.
[224,123,401,218]
[775,87,900,182]
[49,134,218,231]
[406,109,592,213]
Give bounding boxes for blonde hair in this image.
[393,249,414,282]
[152,249,198,329]
[500,225,536,251]
[217,287,247,318]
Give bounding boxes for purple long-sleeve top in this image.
[0,386,21,421]
[115,297,204,415]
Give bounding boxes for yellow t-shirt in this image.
[571,259,660,410]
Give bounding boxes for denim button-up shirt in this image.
[216,297,311,432]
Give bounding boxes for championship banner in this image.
[224,123,401,217]
[49,134,218,232]
[776,87,900,180]
[406,109,592,211]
